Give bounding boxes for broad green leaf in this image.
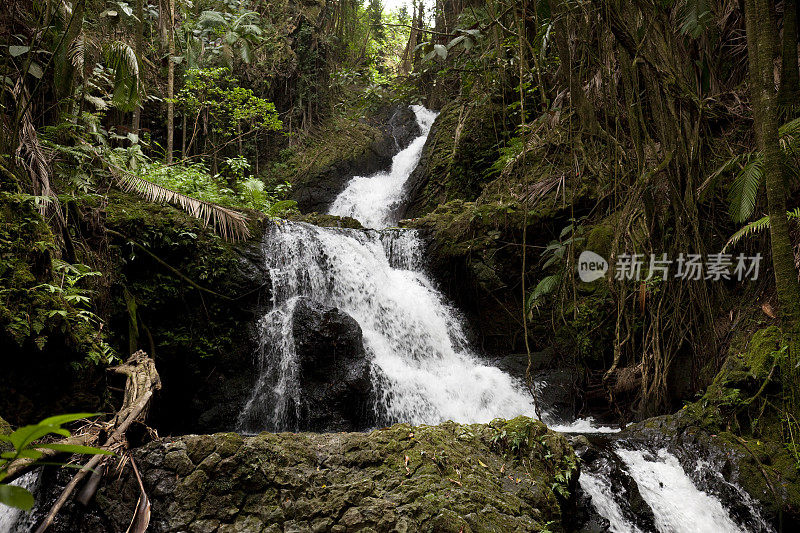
[39,413,99,427]
[35,444,112,456]
[9,45,30,57]
[0,484,34,510]
[434,44,448,60]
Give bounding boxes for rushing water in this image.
[329,105,438,229]
[239,107,538,431]
[577,441,773,533]
[0,472,40,533]
[237,105,769,531]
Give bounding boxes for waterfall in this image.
[0,471,40,533]
[239,106,537,431]
[329,105,438,229]
[578,443,773,533]
[239,104,769,532]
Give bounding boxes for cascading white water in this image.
[579,445,773,533]
[0,471,40,533]
[579,470,643,533]
[330,105,438,229]
[612,447,752,533]
[239,105,537,431]
[239,222,538,430]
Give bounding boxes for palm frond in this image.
[104,41,143,112]
[112,168,250,242]
[14,82,64,223]
[722,208,800,252]
[727,153,764,223]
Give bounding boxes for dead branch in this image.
[34,351,161,533]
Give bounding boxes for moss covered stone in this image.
[621,325,800,527]
[87,419,578,532]
[103,190,271,433]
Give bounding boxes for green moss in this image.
[286,212,364,229]
[270,115,385,189]
[407,99,504,218]
[585,216,617,259]
[101,420,578,532]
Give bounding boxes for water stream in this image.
[0,108,772,531]
[239,106,538,431]
[235,104,772,532]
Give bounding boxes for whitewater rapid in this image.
[237,104,769,533]
[240,106,537,431]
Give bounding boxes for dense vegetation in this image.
[5,0,800,527]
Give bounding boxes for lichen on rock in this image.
[75,418,579,532]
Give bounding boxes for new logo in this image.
[578,251,608,282]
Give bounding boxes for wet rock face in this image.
[388,105,422,149]
[78,418,578,533]
[291,105,423,214]
[291,297,372,431]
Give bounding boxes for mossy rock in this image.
[622,325,800,528]
[80,419,578,533]
[402,99,504,219]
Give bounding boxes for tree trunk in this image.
[745,0,800,342]
[779,0,800,108]
[132,0,144,135]
[54,0,85,114]
[166,0,175,164]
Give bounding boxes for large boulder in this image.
[39,418,578,533]
[291,297,372,432]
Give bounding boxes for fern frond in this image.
[198,10,227,28]
[527,274,562,310]
[722,215,770,252]
[676,0,712,38]
[722,209,800,252]
[698,151,752,200]
[727,154,764,223]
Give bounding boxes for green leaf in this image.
[1,449,43,460]
[27,62,43,79]
[198,10,227,27]
[434,44,448,60]
[35,444,112,456]
[728,154,764,223]
[9,45,30,57]
[0,483,34,510]
[38,413,99,426]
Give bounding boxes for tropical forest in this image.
[4,0,800,531]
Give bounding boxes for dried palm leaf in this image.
[13,80,64,224]
[110,166,250,242]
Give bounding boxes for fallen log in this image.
[34,350,161,533]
